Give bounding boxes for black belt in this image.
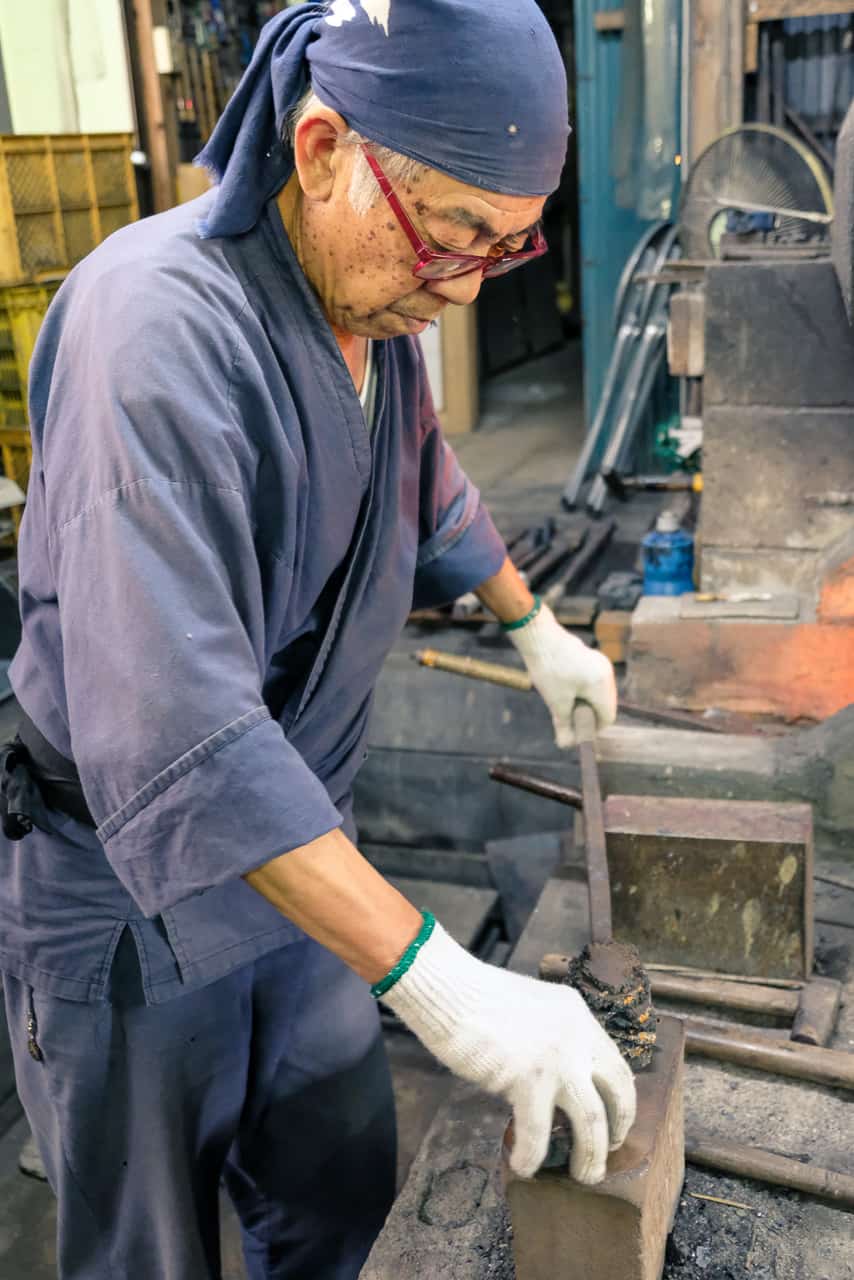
[0,712,95,838]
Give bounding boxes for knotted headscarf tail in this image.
[196,0,570,241]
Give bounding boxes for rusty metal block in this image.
[604,796,813,979]
[505,1016,685,1280]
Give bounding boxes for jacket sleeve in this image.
[42,294,342,918]
[411,344,506,609]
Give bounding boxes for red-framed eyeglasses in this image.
[360,145,548,282]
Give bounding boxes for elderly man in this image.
[0,2,634,1277]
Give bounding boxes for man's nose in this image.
[425,267,485,307]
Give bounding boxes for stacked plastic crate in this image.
[0,133,139,537]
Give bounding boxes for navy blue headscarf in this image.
[197,0,569,240]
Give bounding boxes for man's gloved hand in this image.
[507,600,617,748]
[382,922,636,1183]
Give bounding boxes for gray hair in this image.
[285,87,428,216]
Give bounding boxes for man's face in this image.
[290,120,547,340]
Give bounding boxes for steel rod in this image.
[619,699,725,734]
[645,963,803,990]
[686,1133,854,1210]
[573,703,612,944]
[683,1018,854,1090]
[816,872,854,893]
[651,973,798,1018]
[489,764,583,810]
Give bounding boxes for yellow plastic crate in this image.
[0,134,139,285]
[0,280,62,426]
[0,425,32,536]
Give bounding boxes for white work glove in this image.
[383,922,636,1183]
[508,601,617,748]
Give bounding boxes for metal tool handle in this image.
[572,702,613,944]
[414,649,533,692]
[572,701,598,745]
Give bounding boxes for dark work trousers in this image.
[2,930,397,1280]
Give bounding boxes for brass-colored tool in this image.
[415,649,532,691]
[414,648,726,732]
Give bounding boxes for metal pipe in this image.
[489,763,583,810]
[651,972,799,1018]
[683,1018,854,1090]
[686,1134,854,1210]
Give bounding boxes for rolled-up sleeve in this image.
[412,349,506,609]
[51,476,342,920]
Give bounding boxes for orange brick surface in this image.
[819,555,854,623]
[627,616,854,720]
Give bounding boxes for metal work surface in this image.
[603,796,814,979]
[360,851,854,1280]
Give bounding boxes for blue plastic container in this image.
[642,512,694,596]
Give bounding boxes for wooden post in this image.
[131,0,175,212]
[438,304,479,435]
[687,0,745,169]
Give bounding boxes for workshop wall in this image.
[701,258,854,604]
[0,0,134,135]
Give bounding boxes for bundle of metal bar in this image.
[451,519,560,619]
[562,223,680,513]
[539,518,615,605]
[523,526,588,592]
[585,230,680,516]
[562,221,670,509]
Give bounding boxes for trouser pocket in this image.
[25,985,44,1062]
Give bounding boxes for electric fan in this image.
[679,123,833,259]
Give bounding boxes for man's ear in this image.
[292,108,350,202]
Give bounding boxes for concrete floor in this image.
[453,344,586,507]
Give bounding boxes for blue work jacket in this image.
[0,192,505,1004]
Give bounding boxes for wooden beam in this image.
[745,18,759,73]
[438,304,478,435]
[149,1,181,190]
[747,0,854,20]
[688,0,744,168]
[131,0,174,212]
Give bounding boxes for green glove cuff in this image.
[500,594,542,632]
[371,911,436,1000]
